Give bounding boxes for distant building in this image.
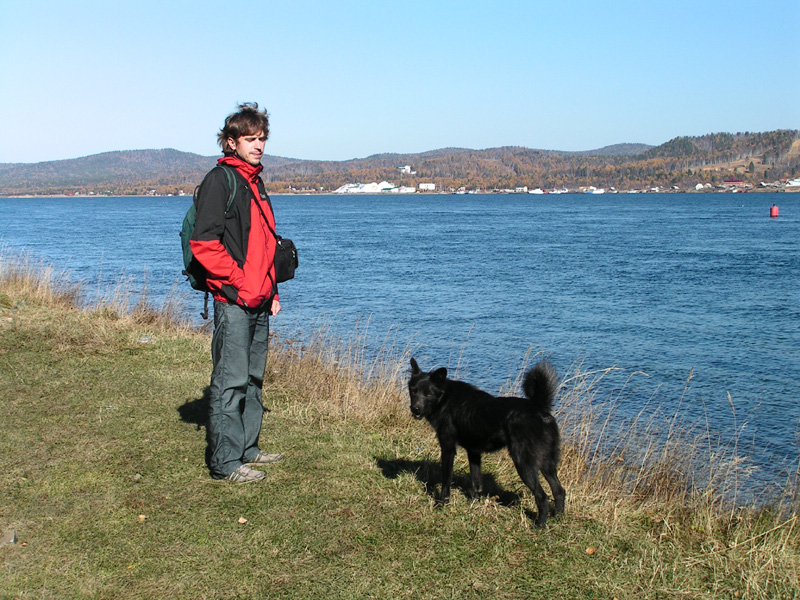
[399,165,416,175]
[419,183,435,192]
[722,178,745,186]
[333,181,416,194]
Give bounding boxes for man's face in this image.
[229,131,266,166]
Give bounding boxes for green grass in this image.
[1,252,798,599]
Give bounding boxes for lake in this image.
[1,192,798,489]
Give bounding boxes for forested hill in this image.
[1,130,798,196]
[0,150,302,196]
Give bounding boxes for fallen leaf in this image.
[585,547,596,555]
[138,514,146,522]
[238,517,248,524]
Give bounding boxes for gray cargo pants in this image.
[206,299,270,479]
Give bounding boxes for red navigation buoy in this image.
[770,205,779,218]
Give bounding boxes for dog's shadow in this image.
[177,387,211,430]
[375,457,525,508]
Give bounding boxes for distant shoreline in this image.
[2,188,798,199]
[2,132,799,197]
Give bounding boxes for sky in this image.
[1,0,798,164]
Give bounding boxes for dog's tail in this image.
[522,361,557,413]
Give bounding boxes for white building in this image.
[419,183,435,192]
[333,181,406,194]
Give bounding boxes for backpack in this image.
[180,165,238,318]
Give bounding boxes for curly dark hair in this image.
[217,102,270,154]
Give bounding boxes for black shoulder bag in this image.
[254,196,298,284]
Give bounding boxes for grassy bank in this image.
[1,253,798,599]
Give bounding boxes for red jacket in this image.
[189,156,278,309]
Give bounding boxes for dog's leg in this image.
[439,445,456,504]
[467,450,483,498]
[542,466,566,516]
[510,448,551,527]
[525,471,550,527]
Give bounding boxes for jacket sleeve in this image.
[189,168,245,289]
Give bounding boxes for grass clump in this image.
[1,252,798,599]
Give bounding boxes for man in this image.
[190,103,284,482]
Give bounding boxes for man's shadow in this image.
[177,387,214,471]
[177,387,211,430]
[374,456,528,511]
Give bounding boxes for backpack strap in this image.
[217,164,238,212]
[192,164,237,212]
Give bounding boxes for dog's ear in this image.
[410,357,421,374]
[432,367,448,383]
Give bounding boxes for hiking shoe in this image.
[246,451,284,465]
[224,465,266,483]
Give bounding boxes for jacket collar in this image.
[218,155,263,181]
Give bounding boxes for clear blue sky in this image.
[1,0,798,164]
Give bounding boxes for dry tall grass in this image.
[267,315,411,425]
[0,247,195,333]
[4,248,798,597]
[0,247,83,308]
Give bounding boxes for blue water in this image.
[2,192,798,489]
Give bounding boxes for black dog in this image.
[408,358,566,527]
